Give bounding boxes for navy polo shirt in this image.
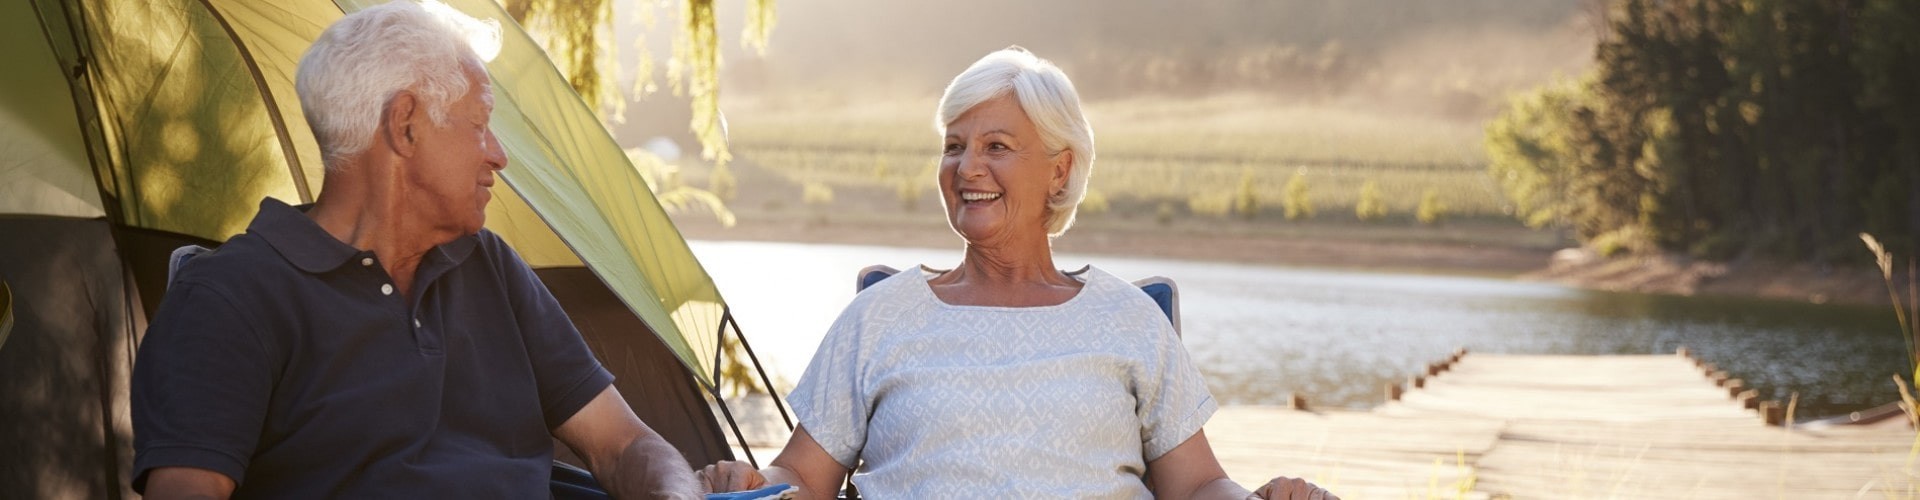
[132,198,614,498]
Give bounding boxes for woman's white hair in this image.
[296,0,501,170]
[936,46,1096,238]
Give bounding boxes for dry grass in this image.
[722,94,1508,221]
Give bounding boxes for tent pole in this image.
[725,311,793,430]
[706,383,757,468]
[193,0,313,202]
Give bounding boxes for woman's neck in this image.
[927,238,1084,307]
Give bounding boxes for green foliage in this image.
[1859,233,1919,437]
[1486,0,1920,261]
[1232,168,1259,218]
[1282,171,1314,220]
[1187,193,1233,218]
[708,164,737,201]
[894,179,921,212]
[1416,188,1447,226]
[1155,201,1176,226]
[1080,188,1111,215]
[1355,180,1388,221]
[624,148,736,227]
[506,0,779,169]
[801,180,834,206]
[1484,79,1584,229]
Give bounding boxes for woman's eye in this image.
[942,143,963,156]
[988,143,1010,152]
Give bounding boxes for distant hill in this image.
[709,0,1594,110]
[611,0,1596,149]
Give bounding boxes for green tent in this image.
[0,0,778,497]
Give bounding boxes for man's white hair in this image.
[296,0,501,170]
[936,46,1096,238]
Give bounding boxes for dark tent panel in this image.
[0,217,139,499]
[538,267,735,467]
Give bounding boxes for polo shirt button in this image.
[361,257,374,267]
[414,319,421,328]
[381,284,393,295]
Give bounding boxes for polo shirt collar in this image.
[249,197,480,274]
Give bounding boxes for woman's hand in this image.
[697,460,769,493]
[1252,476,1337,500]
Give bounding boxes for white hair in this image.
[936,46,1097,238]
[296,0,501,170]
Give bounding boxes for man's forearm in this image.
[601,433,700,499]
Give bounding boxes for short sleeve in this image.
[785,303,875,469]
[1135,320,1218,461]
[485,233,613,429]
[131,283,275,492]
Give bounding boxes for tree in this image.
[1282,171,1314,220]
[503,0,777,168]
[1233,169,1260,219]
[1485,79,1584,230]
[1355,180,1388,221]
[1487,0,1916,262]
[1416,188,1447,226]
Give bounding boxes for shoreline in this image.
[673,211,1898,308]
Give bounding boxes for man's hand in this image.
[554,386,703,498]
[1252,476,1337,500]
[697,460,768,493]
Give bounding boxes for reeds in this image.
[1860,232,1920,469]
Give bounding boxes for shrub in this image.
[1356,180,1389,221]
[1282,170,1314,220]
[1080,188,1111,215]
[1416,188,1447,225]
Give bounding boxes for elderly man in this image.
[130,2,700,498]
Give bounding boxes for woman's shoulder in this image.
[1075,266,1163,309]
[837,265,936,317]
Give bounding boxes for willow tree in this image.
[506,0,775,395]
[503,0,776,168]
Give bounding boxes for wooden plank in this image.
[1203,354,1919,499]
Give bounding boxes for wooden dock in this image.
[1207,354,1918,499]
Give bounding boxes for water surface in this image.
[690,240,1908,419]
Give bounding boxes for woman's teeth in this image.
[962,192,1001,202]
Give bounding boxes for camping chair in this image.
[168,245,213,284]
[836,265,1183,498]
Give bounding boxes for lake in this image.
[690,240,1909,420]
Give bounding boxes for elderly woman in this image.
[704,47,1335,500]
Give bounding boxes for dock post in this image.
[1410,374,1426,389]
[1760,401,1786,426]
[1738,390,1760,409]
[1724,379,1744,398]
[1386,382,1404,401]
[1288,393,1308,411]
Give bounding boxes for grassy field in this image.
[714,93,1511,224]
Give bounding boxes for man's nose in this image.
[484,130,507,171]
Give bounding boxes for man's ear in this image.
[380,91,420,157]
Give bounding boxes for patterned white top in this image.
[786,265,1218,499]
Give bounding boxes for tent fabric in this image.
[0,217,141,499]
[537,268,734,468]
[2,0,759,496]
[337,0,732,385]
[0,0,101,219]
[9,0,731,388]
